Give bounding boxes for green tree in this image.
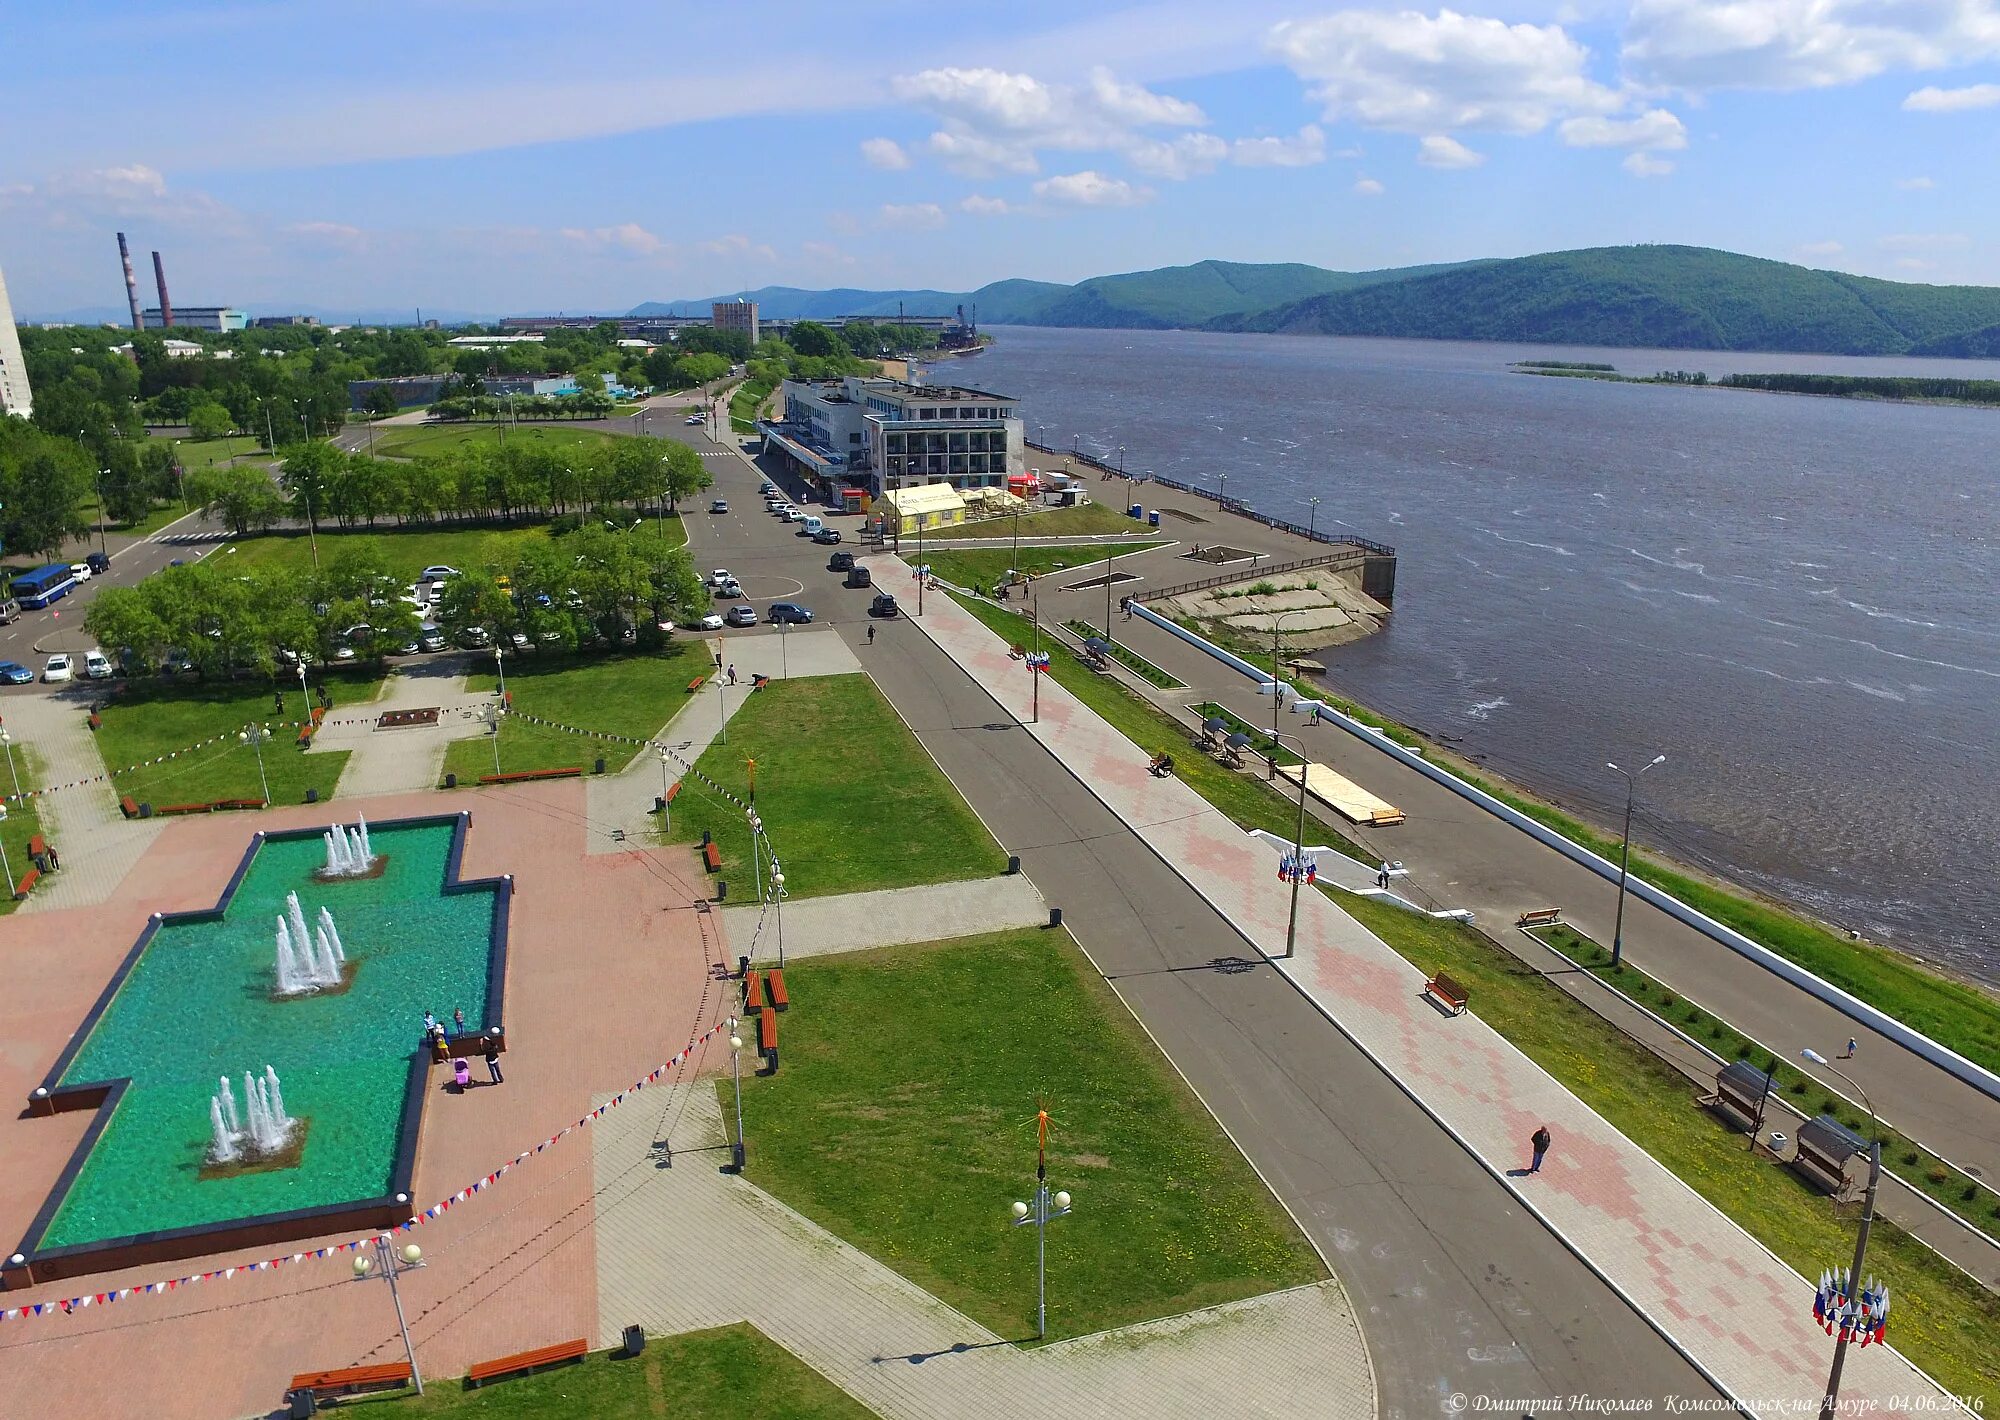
[363,386,401,419]
[187,402,234,440]
[0,423,93,561]
[788,321,841,359]
[187,465,286,536]
[659,440,710,510]
[280,440,344,539]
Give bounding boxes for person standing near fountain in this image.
[483,1035,503,1085]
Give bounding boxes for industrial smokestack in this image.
[117,233,143,330]
[151,250,174,328]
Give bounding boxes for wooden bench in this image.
[286,1361,412,1401]
[742,970,764,1013]
[212,798,266,811]
[686,675,707,694]
[1423,971,1469,1016]
[27,834,46,860]
[702,841,722,873]
[14,867,40,900]
[758,1008,778,1060]
[765,968,789,1013]
[477,767,584,784]
[466,1337,588,1389]
[663,781,682,804]
[158,802,214,816]
[120,795,139,820]
[1516,908,1563,929]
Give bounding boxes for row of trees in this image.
[185,436,711,537]
[429,390,618,422]
[85,525,707,680]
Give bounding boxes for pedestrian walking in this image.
[1839,1037,1858,1059]
[273,690,285,715]
[318,685,332,710]
[423,1010,437,1037]
[453,1007,465,1036]
[866,625,876,645]
[484,1037,504,1085]
[726,664,737,685]
[1377,862,1391,889]
[47,845,60,870]
[1309,703,1323,726]
[713,650,723,670]
[1530,1125,1552,1173]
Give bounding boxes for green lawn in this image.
[923,542,1158,593]
[371,424,620,459]
[157,434,266,469]
[0,744,47,916]
[219,517,684,582]
[349,1324,876,1418]
[659,676,1008,899]
[75,495,196,538]
[1347,896,2000,1406]
[1529,922,2000,1232]
[95,672,381,808]
[1062,619,1182,689]
[440,646,700,783]
[728,930,1324,1341]
[920,503,1165,541]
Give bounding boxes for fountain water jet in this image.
[274,897,348,996]
[206,1066,293,1165]
[320,815,379,878]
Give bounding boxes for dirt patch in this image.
[378,707,441,729]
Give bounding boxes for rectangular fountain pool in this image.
[10,814,508,1282]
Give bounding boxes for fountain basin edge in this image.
[5,811,509,1290]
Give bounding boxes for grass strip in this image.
[221,517,685,582]
[958,588,1999,1401]
[658,675,1007,899]
[441,646,700,785]
[1530,922,2000,1232]
[1063,620,1182,689]
[725,930,1324,1342]
[1195,622,2000,1079]
[1191,701,1304,765]
[371,424,619,459]
[347,1323,878,1418]
[919,503,1163,541]
[97,673,379,807]
[923,542,1157,593]
[0,745,48,916]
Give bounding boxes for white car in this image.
[707,569,733,588]
[698,612,725,631]
[43,653,73,683]
[83,650,114,679]
[69,563,92,582]
[685,414,703,425]
[419,565,460,581]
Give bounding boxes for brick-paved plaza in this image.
[0,782,727,1420]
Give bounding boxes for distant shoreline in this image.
[1512,361,2000,409]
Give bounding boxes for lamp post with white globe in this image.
[770,861,786,965]
[728,1022,747,1173]
[1010,1108,1073,1339]
[239,723,272,806]
[352,1236,427,1394]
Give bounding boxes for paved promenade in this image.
[593,1082,1376,1420]
[901,568,1951,1414]
[311,662,488,798]
[6,690,160,913]
[720,875,1047,961]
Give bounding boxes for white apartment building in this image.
[0,263,31,418]
[765,374,1022,501]
[143,306,249,332]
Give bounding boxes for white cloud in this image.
[923,129,1041,178]
[1796,240,1845,257]
[1354,176,1387,195]
[1271,9,1622,134]
[286,220,368,253]
[1895,257,1935,271]
[1624,0,2000,93]
[1896,175,1936,189]
[1032,170,1154,207]
[1879,231,1970,250]
[559,222,670,258]
[1417,134,1486,168]
[800,240,856,266]
[1560,108,1688,150]
[698,233,777,261]
[877,202,948,231]
[1903,81,2000,110]
[1126,132,1229,179]
[1231,124,1328,167]
[1085,66,1208,127]
[1622,151,1675,176]
[4,162,243,232]
[958,194,1016,216]
[860,137,911,170]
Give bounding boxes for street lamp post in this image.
[480,702,502,777]
[1010,1112,1073,1339]
[493,645,506,702]
[0,804,15,898]
[239,723,272,806]
[1218,470,1228,508]
[658,750,674,830]
[728,1021,747,1172]
[95,469,110,556]
[718,672,728,746]
[749,810,765,905]
[0,728,20,801]
[1268,610,1309,779]
[352,1238,427,1395]
[1606,754,1666,966]
[1303,495,1322,543]
[770,861,786,966]
[1800,1049,1884,1420]
[1270,729,1312,959]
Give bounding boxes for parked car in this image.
[712,578,742,598]
[766,602,814,625]
[845,566,874,589]
[813,528,843,545]
[83,650,114,679]
[508,631,530,651]
[723,605,758,628]
[698,612,725,631]
[759,481,777,496]
[69,562,93,582]
[420,626,447,652]
[707,568,733,587]
[420,565,460,581]
[709,498,730,514]
[685,414,703,425]
[458,626,492,648]
[828,551,856,573]
[869,593,900,618]
[0,661,33,685]
[43,653,74,682]
[0,598,20,624]
[397,637,422,656]
[85,551,111,575]
[332,644,358,662]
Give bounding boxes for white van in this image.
[83,650,115,679]
[798,515,825,537]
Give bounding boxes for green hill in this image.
[1908,322,2000,358]
[1218,246,2000,355]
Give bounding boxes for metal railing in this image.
[1135,549,1375,605]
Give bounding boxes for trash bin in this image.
[1148,509,1161,528]
[622,1324,646,1357]
[715,879,727,901]
[139,802,153,819]
[304,787,319,803]
[594,756,606,775]
[1128,503,1143,519]
[1006,854,1021,875]
[1048,906,1063,929]
[444,773,457,789]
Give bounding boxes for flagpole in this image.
[1802,1050,1883,1420]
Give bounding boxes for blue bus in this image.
[10,564,78,609]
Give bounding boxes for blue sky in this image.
[4,0,1997,317]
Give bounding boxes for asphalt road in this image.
[666,419,1721,1418]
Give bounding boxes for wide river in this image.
[969,327,2000,987]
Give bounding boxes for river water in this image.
[969,327,2000,987]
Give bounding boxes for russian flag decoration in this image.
[1811,1268,1887,1346]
